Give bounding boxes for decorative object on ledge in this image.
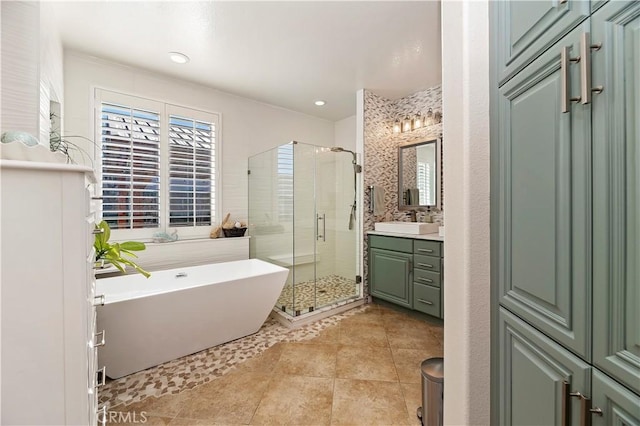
[94,220,150,278]
[392,108,443,134]
[223,227,247,237]
[152,230,179,243]
[211,212,247,238]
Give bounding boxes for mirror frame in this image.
[398,138,441,211]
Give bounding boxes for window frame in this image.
[94,88,221,242]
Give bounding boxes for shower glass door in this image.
[314,147,360,312]
[248,142,360,317]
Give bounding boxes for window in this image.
[417,162,431,205]
[96,90,219,240]
[277,144,293,222]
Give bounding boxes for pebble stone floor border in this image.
[100,304,369,410]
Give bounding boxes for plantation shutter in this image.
[277,144,294,221]
[168,115,215,227]
[100,102,161,230]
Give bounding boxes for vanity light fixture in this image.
[314,100,326,106]
[412,113,423,130]
[392,110,442,134]
[169,52,190,64]
[402,116,412,133]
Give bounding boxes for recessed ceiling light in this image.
[169,52,190,64]
[314,100,326,106]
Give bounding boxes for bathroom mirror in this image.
[398,138,441,210]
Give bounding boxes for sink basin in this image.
[374,221,439,235]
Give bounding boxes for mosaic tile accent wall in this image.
[362,85,443,295]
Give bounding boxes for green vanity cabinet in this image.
[497,22,592,359]
[369,236,413,308]
[498,308,591,426]
[369,235,444,319]
[495,0,590,85]
[413,239,444,319]
[591,370,640,426]
[591,1,640,395]
[491,0,640,423]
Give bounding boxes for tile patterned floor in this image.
[103,303,444,425]
[276,275,359,316]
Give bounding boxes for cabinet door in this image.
[497,23,592,359]
[591,369,640,426]
[499,308,591,426]
[591,1,640,395]
[495,0,590,85]
[369,248,412,308]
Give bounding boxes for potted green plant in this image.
[94,220,150,278]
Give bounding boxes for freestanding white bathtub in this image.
[96,259,289,379]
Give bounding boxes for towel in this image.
[372,186,386,216]
[407,188,420,205]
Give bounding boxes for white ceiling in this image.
[52,1,441,121]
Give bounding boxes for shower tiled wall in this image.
[362,85,443,295]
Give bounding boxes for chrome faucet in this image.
[406,210,417,222]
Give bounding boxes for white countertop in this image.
[367,230,444,242]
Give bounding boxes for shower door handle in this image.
[317,213,326,242]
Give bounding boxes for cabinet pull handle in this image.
[97,405,108,426]
[562,381,585,426]
[579,395,603,426]
[94,294,105,306]
[417,248,433,253]
[92,330,106,347]
[562,381,572,426]
[418,263,434,268]
[580,32,603,105]
[96,366,106,387]
[561,46,581,113]
[417,298,433,305]
[417,277,434,283]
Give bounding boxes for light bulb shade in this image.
[393,120,401,133]
[402,116,412,133]
[412,114,422,130]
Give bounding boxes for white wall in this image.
[333,115,358,279]
[38,2,64,144]
[0,2,65,145]
[1,1,41,138]
[442,1,491,425]
[63,52,335,228]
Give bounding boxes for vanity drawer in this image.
[369,235,413,254]
[414,254,441,272]
[414,240,442,257]
[413,283,441,317]
[414,269,441,288]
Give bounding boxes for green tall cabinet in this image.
[491,1,640,425]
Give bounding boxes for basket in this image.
[222,227,247,237]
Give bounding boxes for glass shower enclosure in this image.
[248,141,361,317]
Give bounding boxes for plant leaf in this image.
[119,249,138,259]
[120,241,146,251]
[99,220,111,243]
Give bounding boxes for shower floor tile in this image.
[102,302,443,426]
[276,274,358,315]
